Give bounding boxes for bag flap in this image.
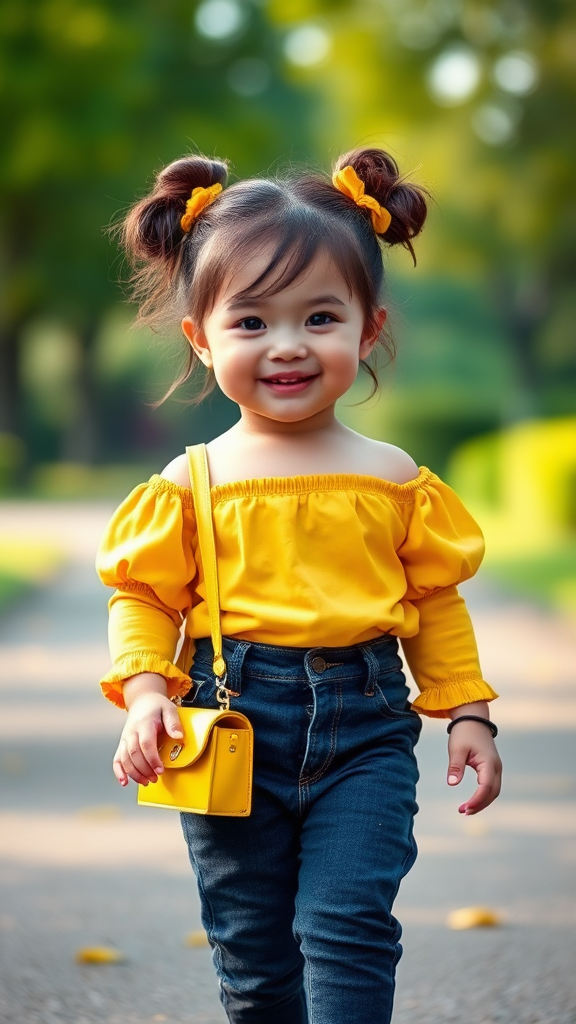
[158,707,252,769]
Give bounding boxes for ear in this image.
[359,307,387,360]
[182,317,213,368]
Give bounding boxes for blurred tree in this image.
[3,0,574,479]
[0,0,315,466]
[270,0,576,422]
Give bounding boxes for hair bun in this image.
[123,155,229,264]
[335,147,428,262]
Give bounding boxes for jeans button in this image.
[311,656,326,673]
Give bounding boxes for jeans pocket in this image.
[373,670,417,720]
[181,663,216,707]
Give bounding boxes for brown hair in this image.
[119,147,429,401]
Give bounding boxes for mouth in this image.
[259,372,320,393]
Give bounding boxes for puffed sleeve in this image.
[95,476,197,709]
[397,472,498,717]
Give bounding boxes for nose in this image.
[267,329,308,361]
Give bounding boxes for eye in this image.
[238,317,265,331]
[307,312,336,327]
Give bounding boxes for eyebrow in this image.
[226,293,347,311]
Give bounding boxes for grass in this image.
[485,541,576,617]
[0,572,33,611]
[0,537,66,612]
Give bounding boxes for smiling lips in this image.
[260,371,320,393]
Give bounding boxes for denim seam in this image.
[306,952,316,1024]
[301,680,343,785]
[374,682,418,719]
[242,670,309,682]
[298,775,309,818]
[243,669,365,683]
[180,816,222,975]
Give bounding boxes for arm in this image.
[401,585,498,716]
[95,475,197,783]
[95,475,197,708]
[401,586,501,814]
[102,589,193,709]
[106,592,193,786]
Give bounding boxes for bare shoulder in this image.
[160,453,190,488]
[356,436,420,484]
[379,442,420,484]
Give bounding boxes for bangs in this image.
[189,198,381,324]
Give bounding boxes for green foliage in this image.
[0,573,31,612]
[0,0,315,461]
[1,0,575,473]
[0,433,27,492]
[270,0,576,423]
[30,461,159,498]
[486,543,576,617]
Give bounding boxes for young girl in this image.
[97,147,501,1024]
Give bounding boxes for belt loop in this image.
[225,640,251,697]
[360,644,379,696]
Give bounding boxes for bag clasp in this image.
[215,670,240,711]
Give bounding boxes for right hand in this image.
[113,689,184,787]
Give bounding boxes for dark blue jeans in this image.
[180,635,421,1024]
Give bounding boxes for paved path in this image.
[1,501,575,1024]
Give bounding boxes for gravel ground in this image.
[1,501,575,1024]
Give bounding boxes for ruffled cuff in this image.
[411,676,499,719]
[100,651,192,710]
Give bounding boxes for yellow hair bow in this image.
[180,183,223,232]
[332,165,391,235]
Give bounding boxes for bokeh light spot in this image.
[195,0,244,40]
[65,7,108,48]
[461,6,503,46]
[427,47,482,106]
[472,103,519,145]
[397,13,440,50]
[493,51,539,95]
[227,58,271,97]
[284,25,330,67]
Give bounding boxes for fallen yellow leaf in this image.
[446,906,502,930]
[75,946,125,963]
[185,930,209,947]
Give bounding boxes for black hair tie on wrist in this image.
[447,715,498,738]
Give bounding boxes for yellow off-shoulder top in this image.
[96,468,498,718]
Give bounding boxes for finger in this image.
[447,750,467,786]
[120,748,159,786]
[162,706,184,739]
[120,738,159,783]
[458,781,498,815]
[113,754,129,787]
[139,722,166,775]
[458,756,502,814]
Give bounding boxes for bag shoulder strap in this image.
[186,444,227,681]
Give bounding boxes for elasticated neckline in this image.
[148,467,434,507]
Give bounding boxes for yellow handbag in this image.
[138,444,253,816]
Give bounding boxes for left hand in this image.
[447,716,502,815]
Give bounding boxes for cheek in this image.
[211,346,254,394]
[329,344,362,381]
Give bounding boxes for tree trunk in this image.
[490,271,549,423]
[0,322,24,436]
[60,322,100,464]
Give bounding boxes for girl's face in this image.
[182,247,384,429]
